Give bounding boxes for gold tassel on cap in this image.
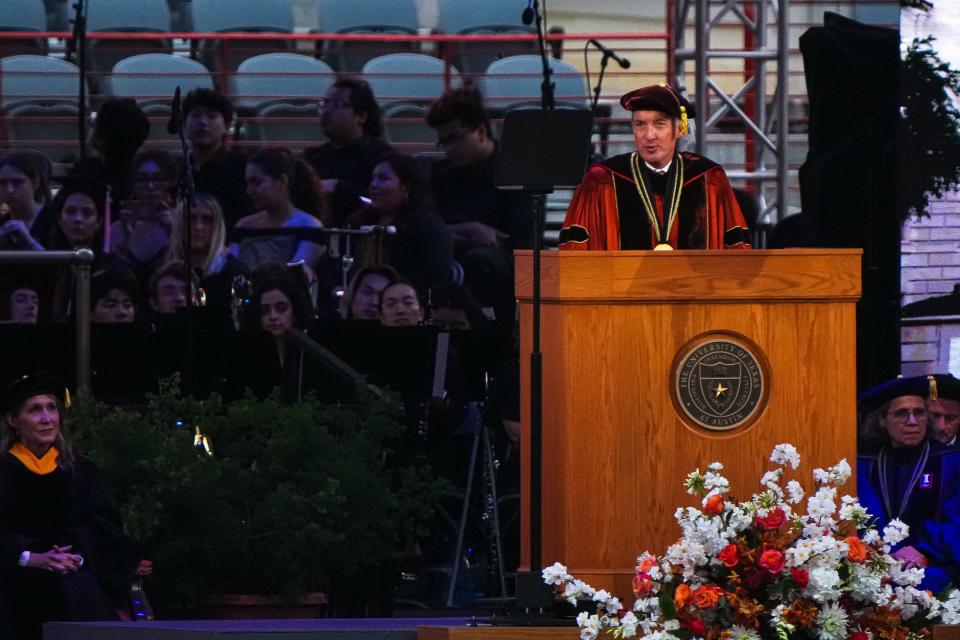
[679,106,689,137]
[64,388,72,408]
[928,375,939,401]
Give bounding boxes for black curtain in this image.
[798,12,900,391]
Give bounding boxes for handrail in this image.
[0,248,95,391]
[284,328,387,402]
[0,31,669,43]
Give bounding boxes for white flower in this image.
[771,443,801,469]
[786,480,805,504]
[882,520,910,545]
[708,462,723,471]
[806,567,842,603]
[663,620,680,632]
[729,625,761,640]
[542,562,570,585]
[815,602,849,640]
[685,469,705,495]
[862,529,881,545]
[577,612,601,640]
[830,459,852,484]
[619,612,639,638]
[839,496,869,526]
[942,589,960,624]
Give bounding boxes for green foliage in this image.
[67,376,447,612]
[901,37,960,220]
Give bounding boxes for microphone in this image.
[522,0,535,25]
[166,86,182,135]
[589,39,631,69]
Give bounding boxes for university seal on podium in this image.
[672,333,767,431]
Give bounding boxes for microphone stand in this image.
[172,89,198,397]
[68,0,89,162]
[591,53,612,115]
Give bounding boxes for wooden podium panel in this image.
[515,249,862,595]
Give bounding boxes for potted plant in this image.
[68,376,446,617]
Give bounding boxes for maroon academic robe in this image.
[559,151,751,250]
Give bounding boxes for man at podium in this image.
[559,84,751,251]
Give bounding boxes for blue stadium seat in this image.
[0,0,49,56]
[190,0,294,72]
[435,0,536,75]
[480,55,589,112]
[362,53,461,145]
[0,55,85,161]
[85,0,173,92]
[315,0,419,71]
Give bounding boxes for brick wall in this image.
[901,190,960,307]
[901,189,960,376]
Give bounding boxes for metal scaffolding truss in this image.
[672,0,789,224]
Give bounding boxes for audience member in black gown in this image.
[303,78,394,225]
[339,264,400,321]
[249,264,315,366]
[182,88,253,229]
[379,279,424,328]
[0,372,140,640]
[0,276,40,325]
[425,87,533,329]
[168,192,242,328]
[428,283,487,331]
[0,151,53,251]
[70,98,150,201]
[90,261,140,324]
[346,153,453,292]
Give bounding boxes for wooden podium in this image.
[515,249,862,595]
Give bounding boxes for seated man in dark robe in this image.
[857,374,960,594]
[560,84,751,250]
[928,373,960,447]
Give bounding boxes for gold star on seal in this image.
[714,383,728,398]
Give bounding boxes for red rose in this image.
[633,571,654,596]
[849,633,869,640]
[755,506,787,530]
[790,567,810,589]
[717,543,741,568]
[684,618,707,635]
[704,494,725,515]
[757,548,786,574]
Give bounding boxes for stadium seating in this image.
[85,0,173,91]
[190,0,295,72]
[435,0,537,75]
[0,0,49,56]
[480,55,589,113]
[315,0,420,72]
[362,53,461,145]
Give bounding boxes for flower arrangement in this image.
[543,444,960,640]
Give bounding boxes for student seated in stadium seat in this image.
[379,279,424,328]
[147,260,191,318]
[303,78,394,225]
[425,87,533,330]
[70,98,150,201]
[182,88,253,229]
[90,260,140,325]
[168,192,242,329]
[345,153,453,293]
[249,264,315,365]
[427,283,487,331]
[231,148,325,280]
[0,151,53,251]
[339,264,400,321]
[0,276,41,325]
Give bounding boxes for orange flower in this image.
[704,494,725,515]
[674,583,693,609]
[782,599,818,628]
[638,555,658,573]
[846,536,870,563]
[692,585,725,610]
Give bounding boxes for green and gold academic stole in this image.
[630,152,684,250]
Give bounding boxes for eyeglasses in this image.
[322,97,353,111]
[888,408,927,422]
[436,129,471,148]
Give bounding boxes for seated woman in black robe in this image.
[0,372,139,640]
